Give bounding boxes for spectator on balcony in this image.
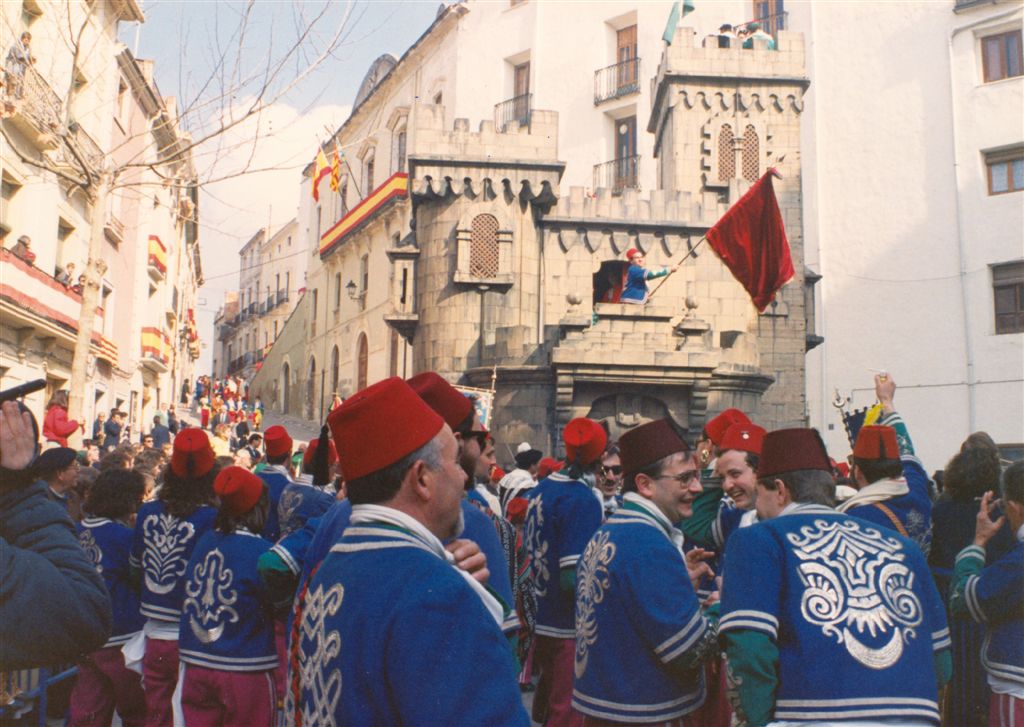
[71,274,85,296]
[4,32,34,100]
[621,248,678,305]
[10,235,35,266]
[43,390,83,448]
[718,23,737,48]
[742,22,776,50]
[56,261,75,287]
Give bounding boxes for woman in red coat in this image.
[43,390,82,447]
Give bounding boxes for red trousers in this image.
[533,635,583,727]
[180,664,275,727]
[68,645,146,727]
[577,716,695,727]
[142,638,178,727]
[990,691,1024,727]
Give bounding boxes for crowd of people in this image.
[0,369,1021,727]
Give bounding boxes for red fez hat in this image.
[537,457,563,480]
[719,423,766,456]
[625,247,640,261]
[853,425,899,461]
[327,377,444,482]
[213,466,265,516]
[759,428,832,479]
[703,408,751,447]
[264,425,293,458]
[170,429,215,478]
[407,371,473,430]
[490,466,505,484]
[303,437,339,469]
[564,418,608,467]
[619,419,689,478]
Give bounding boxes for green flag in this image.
[663,0,695,44]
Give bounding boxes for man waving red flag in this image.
[706,169,794,312]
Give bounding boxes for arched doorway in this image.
[356,334,368,391]
[281,362,291,414]
[306,356,317,420]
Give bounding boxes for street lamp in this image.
[346,279,360,300]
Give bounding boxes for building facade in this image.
[252,3,810,456]
[0,0,201,441]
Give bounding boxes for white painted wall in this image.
[795,1,1024,470]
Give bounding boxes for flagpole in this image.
[646,235,708,301]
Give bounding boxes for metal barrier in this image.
[494,93,532,132]
[0,665,78,725]
[594,58,641,105]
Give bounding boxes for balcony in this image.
[594,58,641,105]
[53,120,104,174]
[265,295,274,311]
[494,93,531,132]
[593,155,640,194]
[104,215,125,245]
[3,68,62,150]
[140,326,171,373]
[147,235,167,282]
[276,290,289,307]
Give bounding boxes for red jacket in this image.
[43,405,80,447]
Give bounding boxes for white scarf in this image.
[622,492,686,553]
[836,477,909,512]
[349,504,505,627]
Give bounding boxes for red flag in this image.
[706,169,794,312]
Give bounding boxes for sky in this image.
[121,0,442,372]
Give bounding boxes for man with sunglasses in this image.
[597,445,623,519]
[573,418,717,725]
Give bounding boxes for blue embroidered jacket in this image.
[78,517,145,647]
[178,529,277,672]
[257,466,292,542]
[524,473,604,638]
[276,481,335,540]
[951,540,1024,690]
[291,521,529,726]
[130,501,216,623]
[720,505,950,725]
[573,504,709,722]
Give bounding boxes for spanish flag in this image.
[312,148,330,202]
[329,144,342,193]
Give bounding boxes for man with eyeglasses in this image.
[572,418,717,725]
[596,445,623,519]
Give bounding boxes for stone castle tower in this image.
[398,29,811,455]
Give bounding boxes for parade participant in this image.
[573,419,716,725]
[33,446,79,511]
[130,429,219,727]
[596,445,623,519]
[720,428,951,726]
[43,390,82,447]
[949,462,1024,726]
[525,417,606,726]
[257,424,294,542]
[473,437,503,513]
[290,377,529,725]
[709,423,766,550]
[179,467,277,727]
[499,442,544,520]
[408,371,516,631]
[70,469,147,727]
[0,400,113,671]
[620,248,679,305]
[838,373,932,554]
[277,427,337,539]
[538,456,563,481]
[199,397,211,430]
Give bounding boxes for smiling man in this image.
[572,418,717,726]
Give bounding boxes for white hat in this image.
[516,442,533,454]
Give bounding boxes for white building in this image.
[794,1,1024,468]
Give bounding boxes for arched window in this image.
[742,124,759,182]
[718,124,735,182]
[330,345,340,394]
[393,130,407,174]
[356,333,368,391]
[364,155,375,195]
[469,214,499,278]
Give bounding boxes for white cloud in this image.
[193,100,350,372]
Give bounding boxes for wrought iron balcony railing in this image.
[494,93,531,131]
[594,58,641,105]
[593,155,640,194]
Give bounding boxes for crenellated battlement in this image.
[548,184,732,229]
[409,102,559,165]
[656,27,806,81]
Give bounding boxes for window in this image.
[389,329,400,377]
[334,272,342,310]
[359,255,369,311]
[993,261,1024,334]
[718,124,735,181]
[982,31,1023,83]
[340,179,349,217]
[116,79,128,126]
[433,91,443,106]
[616,25,638,92]
[469,214,500,278]
[356,333,368,391]
[273,321,279,340]
[315,206,322,242]
[613,116,638,190]
[392,132,407,175]
[331,345,340,394]
[364,156,375,194]
[986,148,1024,195]
[742,124,760,181]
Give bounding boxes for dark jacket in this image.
[0,471,112,669]
[103,419,122,444]
[149,424,171,449]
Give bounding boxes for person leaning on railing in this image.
[0,400,112,670]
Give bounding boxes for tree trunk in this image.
[67,175,110,447]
